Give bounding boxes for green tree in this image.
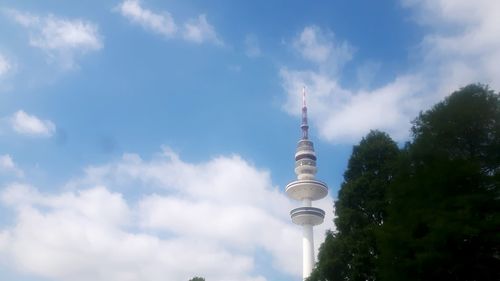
[308,130,400,281]
[188,277,205,281]
[378,84,500,281]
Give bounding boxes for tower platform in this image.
[290,207,325,225]
[285,179,328,201]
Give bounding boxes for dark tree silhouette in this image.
[379,84,500,281]
[308,130,399,281]
[310,84,500,281]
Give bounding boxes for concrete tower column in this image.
[303,224,314,279]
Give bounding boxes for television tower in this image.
[285,87,328,280]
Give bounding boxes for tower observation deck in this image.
[285,87,328,280]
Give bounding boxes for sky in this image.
[0,0,499,281]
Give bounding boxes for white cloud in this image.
[293,25,354,72]
[10,110,56,137]
[407,0,500,93]
[116,0,177,37]
[6,9,102,69]
[0,154,23,177]
[282,0,500,143]
[115,1,223,46]
[245,34,261,58]
[281,68,424,142]
[5,9,39,26]
[0,54,11,77]
[183,14,223,45]
[0,148,335,281]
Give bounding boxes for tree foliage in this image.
[188,277,205,281]
[379,84,500,281]
[308,130,400,281]
[310,84,500,281]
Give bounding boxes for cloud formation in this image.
[282,0,500,143]
[292,26,354,72]
[0,54,11,77]
[281,24,424,142]
[0,154,23,177]
[6,9,102,69]
[116,0,177,37]
[183,14,223,45]
[10,110,56,137]
[405,0,500,93]
[281,69,423,142]
[116,0,223,46]
[0,148,334,281]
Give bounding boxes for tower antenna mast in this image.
[301,86,309,140]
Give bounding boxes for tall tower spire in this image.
[285,87,328,280]
[301,86,309,140]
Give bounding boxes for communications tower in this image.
[285,87,328,280]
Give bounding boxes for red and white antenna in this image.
[301,86,309,139]
[302,86,307,108]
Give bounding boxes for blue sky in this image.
[0,1,498,281]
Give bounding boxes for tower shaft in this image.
[302,224,314,279]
